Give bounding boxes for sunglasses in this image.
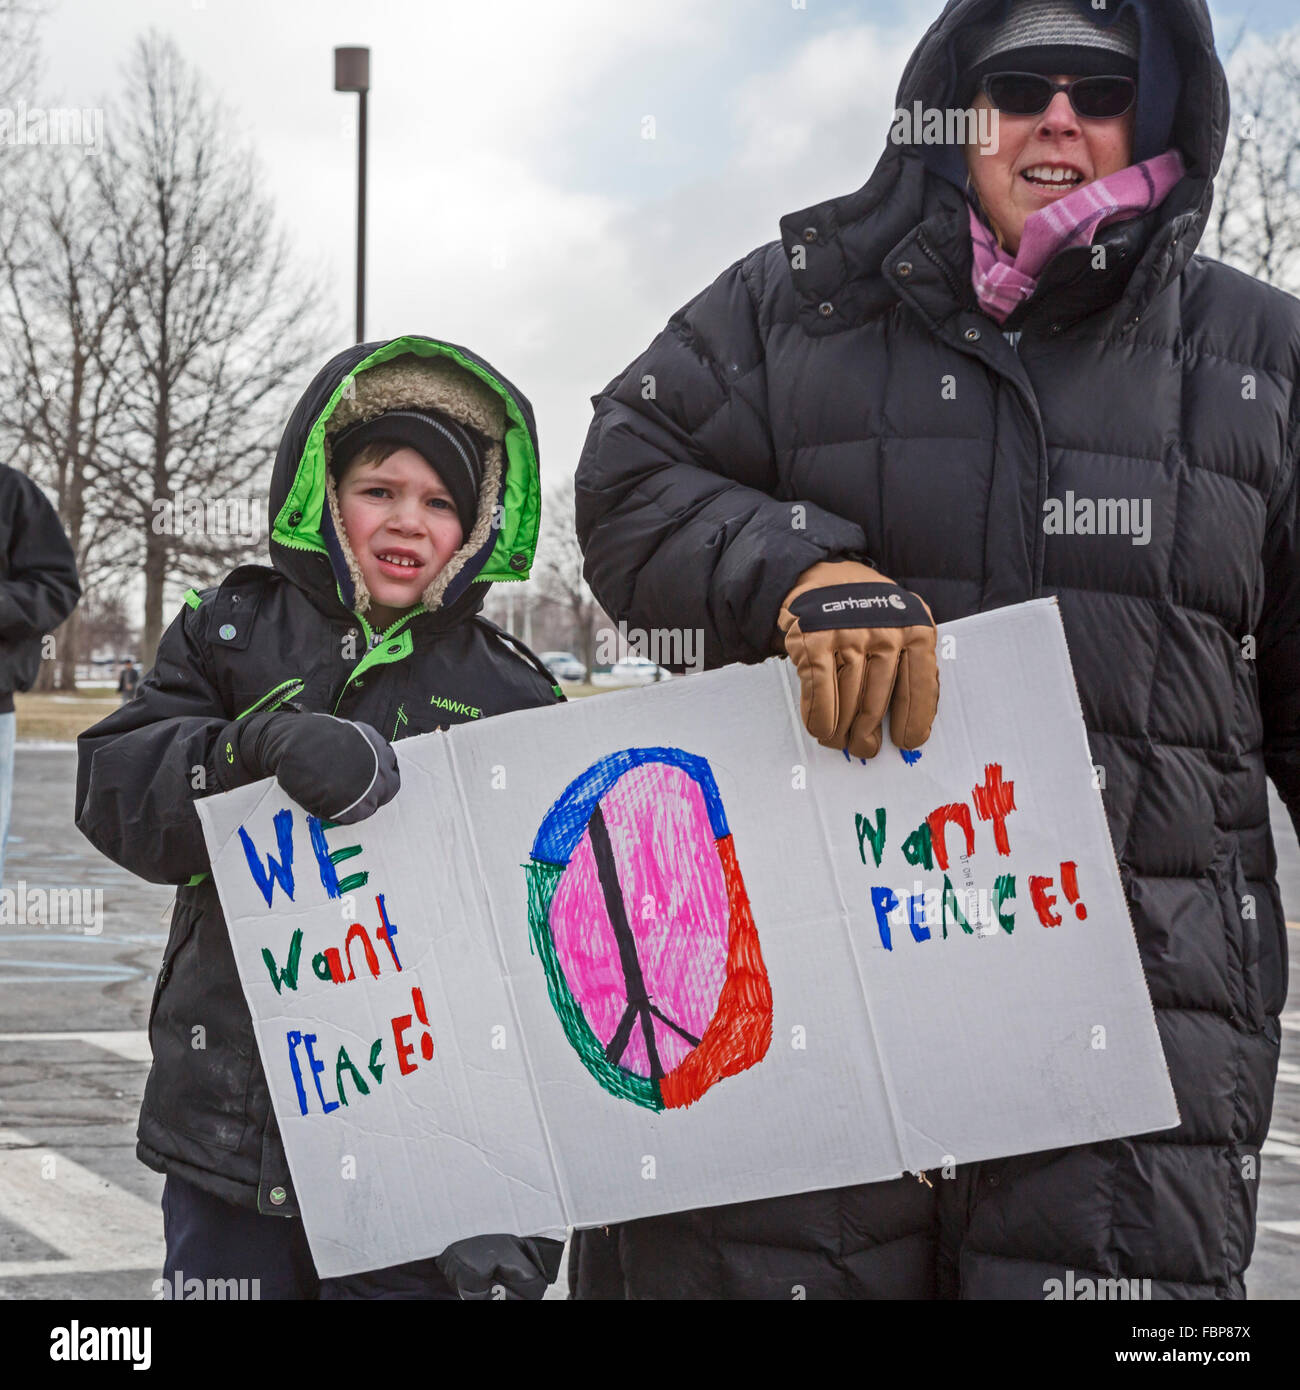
[981,72,1137,120]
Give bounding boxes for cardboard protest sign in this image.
[196,597,1177,1277]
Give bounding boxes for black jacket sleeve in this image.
[75,600,230,885]
[574,247,869,668]
[1260,414,1300,844]
[0,470,80,641]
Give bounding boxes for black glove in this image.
[214,711,399,824]
[435,1234,564,1301]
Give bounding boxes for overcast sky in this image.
[34,0,1300,494]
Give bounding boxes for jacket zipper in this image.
[333,616,418,715]
[916,232,965,303]
[1004,334,1052,594]
[237,677,306,721]
[924,252,1050,600]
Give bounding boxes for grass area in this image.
[13,679,633,741]
[15,690,121,742]
[559,680,676,700]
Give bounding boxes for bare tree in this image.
[94,33,330,663]
[77,589,136,668]
[1204,31,1300,294]
[529,477,607,676]
[0,1,44,108]
[0,148,140,689]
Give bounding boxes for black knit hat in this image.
[329,408,487,533]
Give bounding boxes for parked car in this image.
[539,651,587,682]
[608,656,672,686]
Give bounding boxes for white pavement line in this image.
[1268,1127,1300,1145]
[1260,1220,1300,1238]
[0,1030,152,1063]
[0,1128,163,1277]
[1262,1138,1300,1161]
[1282,1015,1300,1035]
[0,1257,158,1280]
[1276,1062,1300,1088]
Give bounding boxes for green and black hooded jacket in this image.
[75,335,560,1217]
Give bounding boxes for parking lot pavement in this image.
[0,747,170,1299]
[0,749,1297,1299]
[1252,987,1300,1300]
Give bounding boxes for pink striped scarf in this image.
[969,149,1185,324]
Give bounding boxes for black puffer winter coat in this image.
[573,0,1299,1299]
[76,336,560,1221]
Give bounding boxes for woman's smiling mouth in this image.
[1021,163,1087,193]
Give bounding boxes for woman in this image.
[572,0,1299,1299]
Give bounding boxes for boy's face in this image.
[336,447,465,624]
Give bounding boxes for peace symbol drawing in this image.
[525,747,773,1111]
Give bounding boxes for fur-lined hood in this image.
[267,335,541,636]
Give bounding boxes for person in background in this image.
[0,462,81,887]
[117,660,141,705]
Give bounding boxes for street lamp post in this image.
[334,46,370,344]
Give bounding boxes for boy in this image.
[76,337,563,1299]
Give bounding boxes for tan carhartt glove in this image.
[777,560,940,759]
